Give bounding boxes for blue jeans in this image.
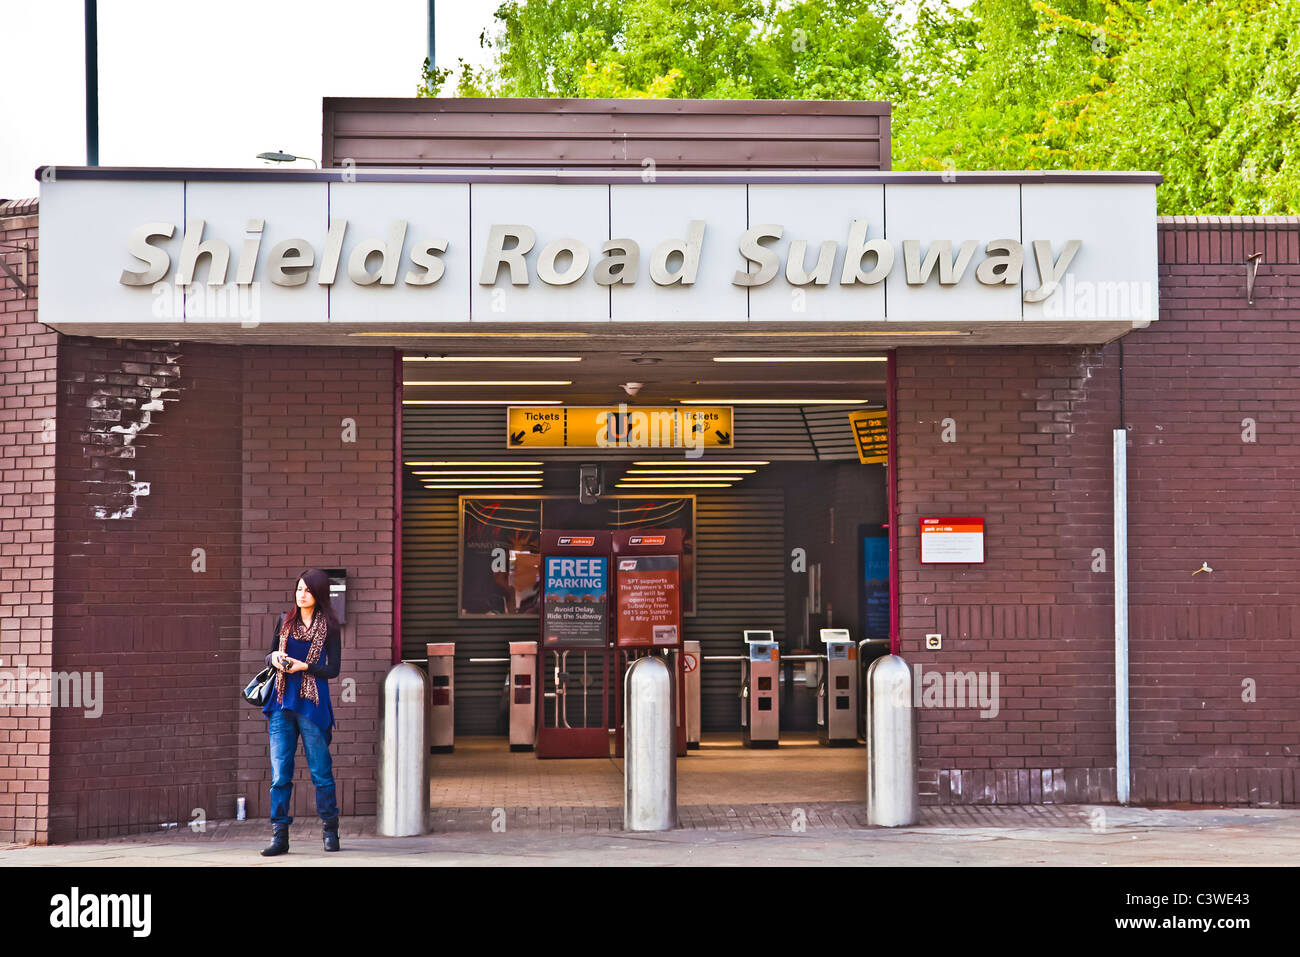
[268,707,338,826]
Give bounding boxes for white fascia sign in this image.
[38,175,1159,334]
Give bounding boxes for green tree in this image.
[417,0,1300,213]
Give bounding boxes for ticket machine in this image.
[741,629,780,748]
[816,628,859,746]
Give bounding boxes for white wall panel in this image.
[747,184,885,323]
[39,179,184,326]
[883,184,1022,323]
[610,184,747,322]
[328,182,470,324]
[470,183,609,322]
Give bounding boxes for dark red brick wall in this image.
[51,339,244,841]
[896,220,1300,806]
[0,205,55,844]
[895,345,1120,804]
[48,340,394,841]
[1125,221,1300,805]
[236,348,394,825]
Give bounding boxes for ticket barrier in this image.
[467,642,539,752]
[683,640,701,749]
[741,632,780,748]
[426,643,455,754]
[816,629,859,747]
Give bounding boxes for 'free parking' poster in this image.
[543,556,608,646]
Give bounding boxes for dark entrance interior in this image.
[399,340,890,739]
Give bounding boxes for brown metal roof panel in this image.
[331,112,884,137]
[326,96,890,116]
[330,140,882,169]
[323,97,891,170]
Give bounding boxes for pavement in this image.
[2,735,1297,866]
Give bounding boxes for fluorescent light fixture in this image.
[742,330,971,337]
[632,460,769,466]
[624,469,756,475]
[350,331,592,337]
[403,380,573,386]
[712,356,887,362]
[616,482,735,488]
[406,461,544,466]
[402,399,563,405]
[402,356,583,362]
[412,470,544,476]
[423,481,540,488]
[677,398,868,405]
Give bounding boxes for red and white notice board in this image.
[920,517,985,564]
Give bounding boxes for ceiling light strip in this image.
[403,380,574,386]
[711,356,887,362]
[402,356,584,362]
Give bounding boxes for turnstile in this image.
[683,640,701,749]
[816,629,858,746]
[509,641,537,752]
[741,633,780,748]
[426,642,455,753]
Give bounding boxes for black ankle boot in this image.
[261,823,289,857]
[322,818,340,852]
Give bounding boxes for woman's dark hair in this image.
[280,568,339,633]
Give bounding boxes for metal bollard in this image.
[867,655,917,827]
[624,655,676,832]
[377,663,429,837]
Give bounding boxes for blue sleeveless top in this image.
[263,630,336,742]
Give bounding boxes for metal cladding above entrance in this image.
[38,167,1161,346]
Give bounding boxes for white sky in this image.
[0,0,503,199]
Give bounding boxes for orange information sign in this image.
[919,516,985,564]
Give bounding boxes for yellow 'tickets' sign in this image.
[508,406,734,450]
[848,410,888,464]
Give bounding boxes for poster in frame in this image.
[458,495,695,619]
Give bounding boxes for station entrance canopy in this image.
[38,168,1160,347]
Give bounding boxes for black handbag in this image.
[242,666,277,708]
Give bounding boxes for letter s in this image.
[120,222,176,286]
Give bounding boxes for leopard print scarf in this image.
[275,609,329,706]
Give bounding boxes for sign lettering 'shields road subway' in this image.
[40,178,1157,332]
[118,217,1078,300]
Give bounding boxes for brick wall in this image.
[47,339,394,841]
[237,347,394,824]
[895,219,1300,806]
[51,338,244,841]
[0,202,55,844]
[1125,220,1300,805]
[895,345,1120,804]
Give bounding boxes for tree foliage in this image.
[417,0,1300,213]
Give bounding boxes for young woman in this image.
[260,568,343,856]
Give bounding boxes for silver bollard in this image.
[377,662,429,837]
[624,655,676,832]
[867,654,917,827]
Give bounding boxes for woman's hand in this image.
[285,657,308,674]
[273,651,294,672]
